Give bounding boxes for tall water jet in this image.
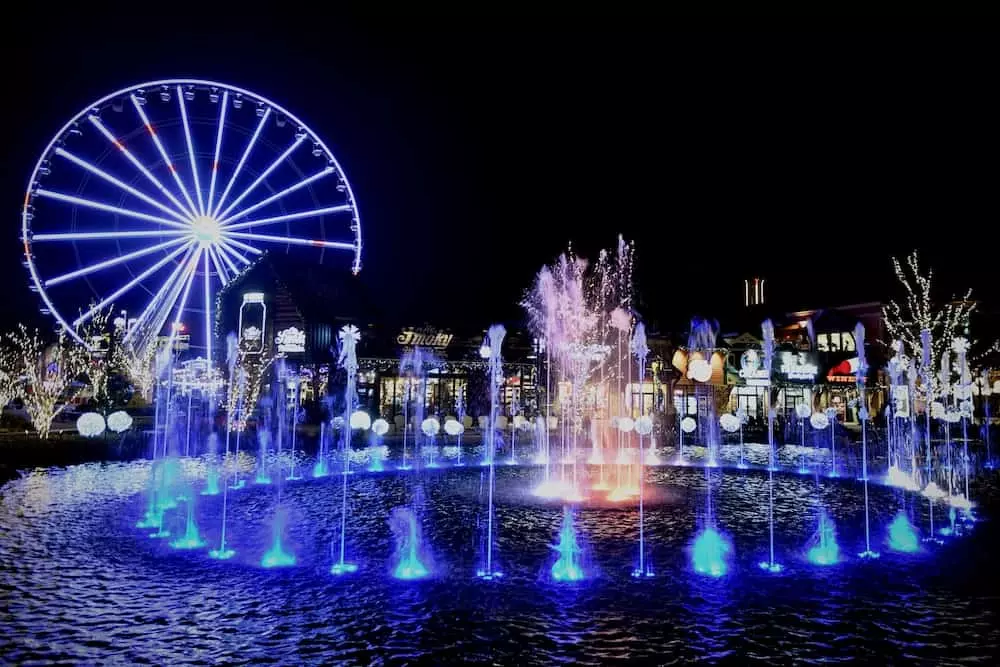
[287,370,302,481]
[478,324,506,580]
[758,319,782,572]
[631,322,653,578]
[952,337,972,504]
[805,510,840,565]
[550,505,585,582]
[827,406,839,477]
[921,328,937,537]
[691,525,732,577]
[390,505,430,580]
[313,419,330,478]
[456,384,466,466]
[201,432,221,496]
[687,318,720,466]
[332,324,361,576]
[855,322,879,560]
[210,334,239,560]
[983,368,993,469]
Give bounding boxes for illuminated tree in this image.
[8,325,89,439]
[0,342,18,412]
[228,340,274,432]
[75,303,113,405]
[883,250,998,372]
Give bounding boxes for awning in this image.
[827,357,859,383]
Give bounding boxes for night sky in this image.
[2,22,994,335]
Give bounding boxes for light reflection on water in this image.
[0,459,997,664]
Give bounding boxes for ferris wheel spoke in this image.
[131,95,199,218]
[34,189,191,231]
[46,237,188,288]
[212,107,272,218]
[216,135,306,221]
[166,248,203,341]
[88,116,192,219]
[123,241,195,341]
[130,246,200,347]
[203,250,213,367]
[214,242,245,274]
[218,237,262,260]
[176,86,206,216]
[73,241,193,328]
[218,166,334,226]
[206,91,229,214]
[221,204,352,232]
[224,231,355,251]
[54,148,191,225]
[32,229,187,242]
[207,245,230,285]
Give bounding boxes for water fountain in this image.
[631,323,653,578]
[550,505,585,582]
[478,324,506,580]
[332,324,361,575]
[390,504,430,580]
[805,510,840,565]
[855,322,879,560]
[759,319,782,573]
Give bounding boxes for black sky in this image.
[1,20,994,334]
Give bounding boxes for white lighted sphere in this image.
[680,416,697,434]
[421,417,441,437]
[618,417,635,433]
[350,410,371,430]
[688,358,712,383]
[809,411,830,430]
[76,412,106,438]
[930,402,945,419]
[513,414,527,429]
[106,410,133,433]
[444,419,464,436]
[945,410,960,424]
[719,413,740,433]
[371,418,390,436]
[795,403,811,420]
[479,344,491,359]
[635,415,654,435]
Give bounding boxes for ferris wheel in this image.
[20,78,362,367]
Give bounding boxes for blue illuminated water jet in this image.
[170,493,206,550]
[202,466,220,496]
[390,506,430,580]
[691,527,731,577]
[888,511,920,552]
[805,511,840,565]
[261,507,295,568]
[550,506,585,582]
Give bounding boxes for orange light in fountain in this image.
[607,485,639,502]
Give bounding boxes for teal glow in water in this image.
[691,527,731,577]
[201,468,220,496]
[261,537,296,568]
[888,511,919,552]
[551,506,584,582]
[806,511,840,565]
[391,507,429,580]
[313,460,329,478]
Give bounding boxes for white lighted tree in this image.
[883,251,977,372]
[0,342,18,412]
[76,303,113,404]
[113,342,157,403]
[8,325,89,439]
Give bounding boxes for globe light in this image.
[444,419,464,436]
[681,416,697,434]
[795,403,811,420]
[479,344,491,359]
[106,410,133,433]
[618,417,635,432]
[371,418,390,436]
[349,410,371,430]
[719,413,740,433]
[809,411,830,430]
[421,417,441,437]
[635,415,654,435]
[77,412,106,438]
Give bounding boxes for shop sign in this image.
[397,327,453,349]
[276,326,306,353]
[738,349,770,385]
[777,351,818,382]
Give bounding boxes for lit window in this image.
[842,332,856,352]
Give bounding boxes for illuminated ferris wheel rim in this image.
[20,78,363,355]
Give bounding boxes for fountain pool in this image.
[1,458,996,664]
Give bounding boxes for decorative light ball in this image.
[930,402,945,419]
[479,344,491,359]
[106,410,133,433]
[688,358,712,383]
[371,418,390,436]
[618,417,635,433]
[421,417,441,437]
[959,400,973,419]
[719,413,740,433]
[635,415,654,435]
[350,410,371,430]
[945,410,961,424]
[680,416,697,434]
[795,403,811,420]
[76,412,106,438]
[444,419,464,436]
[810,412,830,430]
[513,415,527,429]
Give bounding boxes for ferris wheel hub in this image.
[191,215,222,246]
